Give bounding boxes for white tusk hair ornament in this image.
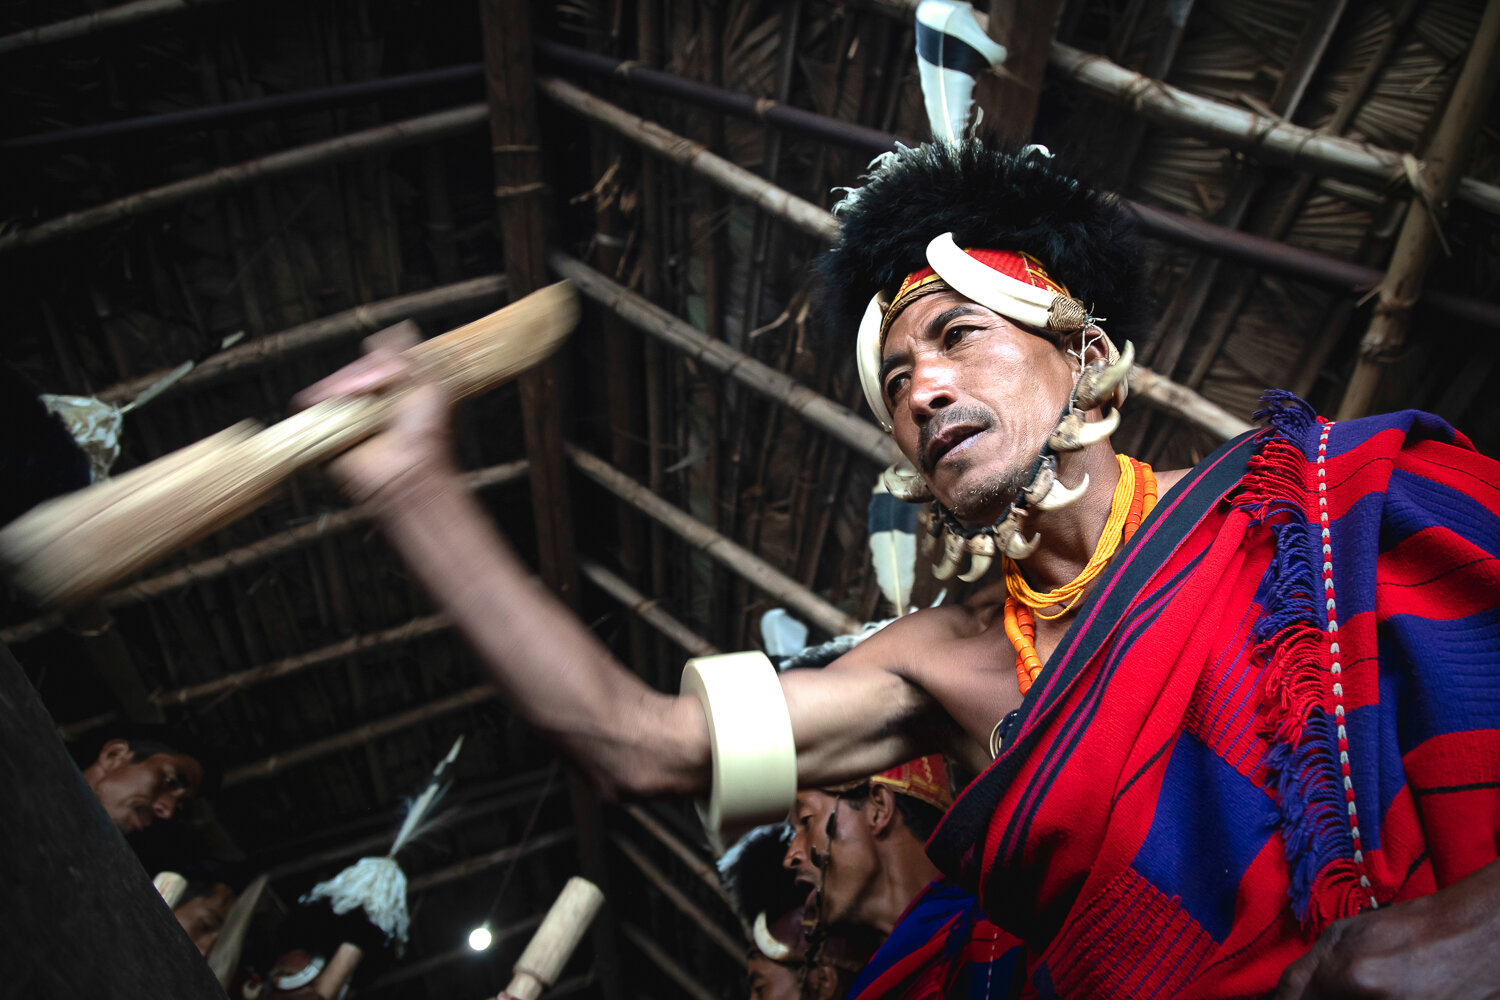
[754,912,794,962]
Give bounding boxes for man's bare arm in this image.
[300,332,938,800]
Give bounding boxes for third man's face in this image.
[782,791,878,930]
[878,291,1077,526]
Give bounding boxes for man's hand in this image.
[1274,861,1500,999]
[293,322,458,506]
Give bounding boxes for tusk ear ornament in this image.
[881,460,934,503]
[1074,339,1135,412]
[1073,407,1120,447]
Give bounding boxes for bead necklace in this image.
[1004,456,1156,695]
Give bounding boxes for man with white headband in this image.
[299,138,1500,999]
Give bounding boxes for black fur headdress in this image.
[817,139,1147,347]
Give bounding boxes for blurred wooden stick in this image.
[0,282,578,608]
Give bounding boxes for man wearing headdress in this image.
[301,137,1500,998]
[783,756,1022,1000]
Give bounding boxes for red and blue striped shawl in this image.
[928,394,1500,999]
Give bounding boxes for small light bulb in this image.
[469,925,493,951]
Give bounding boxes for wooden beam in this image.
[975,0,1066,145]
[611,832,747,967]
[0,0,233,55]
[1337,0,1500,419]
[623,804,735,912]
[620,922,720,1000]
[407,828,575,893]
[569,446,862,637]
[0,105,490,253]
[100,275,507,404]
[539,77,839,242]
[579,559,719,659]
[221,684,495,786]
[540,43,1500,327]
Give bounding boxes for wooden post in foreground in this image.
[503,878,606,1000]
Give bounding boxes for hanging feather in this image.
[869,477,918,616]
[301,735,465,952]
[914,0,1008,142]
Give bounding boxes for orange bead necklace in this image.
[1004,457,1156,695]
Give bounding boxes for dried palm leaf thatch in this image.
[0,282,580,608]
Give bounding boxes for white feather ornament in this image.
[869,478,918,616]
[914,0,1008,142]
[301,735,465,953]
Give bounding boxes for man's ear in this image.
[96,738,132,772]
[868,785,898,838]
[803,964,842,1000]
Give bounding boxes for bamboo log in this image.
[610,833,745,967]
[1,460,527,649]
[153,871,187,908]
[542,40,1500,327]
[0,284,577,608]
[579,559,718,659]
[551,253,900,466]
[222,685,495,786]
[568,446,862,637]
[539,77,840,243]
[406,829,575,893]
[623,804,735,911]
[619,922,718,1000]
[100,275,507,405]
[503,878,606,1000]
[1126,367,1253,439]
[1047,42,1500,215]
[1337,0,1500,419]
[207,873,268,986]
[0,104,488,253]
[0,0,232,55]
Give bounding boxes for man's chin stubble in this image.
[945,465,1031,525]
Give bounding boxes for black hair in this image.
[816,139,1149,351]
[82,724,221,800]
[175,879,232,908]
[835,783,944,842]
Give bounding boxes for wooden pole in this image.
[0,0,233,55]
[1046,41,1500,216]
[407,829,575,893]
[552,252,898,465]
[1337,0,1500,419]
[579,559,719,659]
[1125,368,1253,439]
[540,39,1500,328]
[623,804,735,911]
[974,0,1066,145]
[100,275,507,405]
[569,446,862,637]
[620,922,719,1000]
[221,684,495,786]
[610,833,746,967]
[538,77,840,243]
[0,104,489,253]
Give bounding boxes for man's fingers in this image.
[293,322,424,410]
[363,319,423,355]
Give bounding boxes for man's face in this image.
[878,290,1077,525]
[747,954,802,1000]
[175,883,235,956]
[88,740,203,833]
[782,790,879,930]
